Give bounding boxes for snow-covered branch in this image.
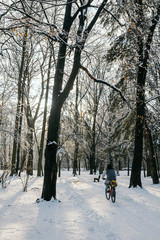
[146,95,160,104]
[80,64,128,103]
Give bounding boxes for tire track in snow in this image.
[57,175,120,240]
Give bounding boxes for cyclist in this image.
[102,163,117,189]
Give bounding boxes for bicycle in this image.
[105,180,117,203]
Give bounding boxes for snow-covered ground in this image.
[0,170,160,240]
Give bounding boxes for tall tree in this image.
[37,49,53,176]
[129,1,160,187]
[100,0,160,187]
[42,0,108,200]
[10,30,28,175]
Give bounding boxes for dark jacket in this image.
[106,169,116,181]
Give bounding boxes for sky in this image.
[0,170,160,240]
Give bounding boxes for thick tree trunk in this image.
[41,23,72,200]
[129,2,159,188]
[41,1,78,200]
[129,65,145,188]
[41,0,108,201]
[42,47,82,200]
[41,105,61,200]
[129,2,145,188]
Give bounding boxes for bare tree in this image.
[99,0,160,187]
[41,0,109,200]
[129,1,160,187]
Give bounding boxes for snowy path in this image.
[0,170,160,240]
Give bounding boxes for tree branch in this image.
[103,7,125,27]
[80,64,128,103]
[143,4,160,66]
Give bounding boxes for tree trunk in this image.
[19,148,27,176]
[41,0,109,201]
[16,67,26,174]
[58,157,61,178]
[11,34,27,176]
[89,117,96,174]
[37,53,52,176]
[89,83,102,174]
[129,2,160,187]
[129,63,146,188]
[73,77,79,176]
[41,105,61,200]
[42,46,82,200]
[73,142,79,176]
[127,158,130,176]
[144,139,151,176]
[27,127,34,175]
[144,120,159,184]
[41,1,78,201]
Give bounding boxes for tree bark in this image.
[41,0,108,200]
[41,1,74,200]
[37,52,52,176]
[73,77,79,176]
[11,33,27,175]
[144,120,159,184]
[129,2,160,187]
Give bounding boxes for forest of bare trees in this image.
[0,1,160,200]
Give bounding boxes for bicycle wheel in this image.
[105,187,110,200]
[111,187,116,203]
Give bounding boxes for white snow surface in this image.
[0,170,160,240]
